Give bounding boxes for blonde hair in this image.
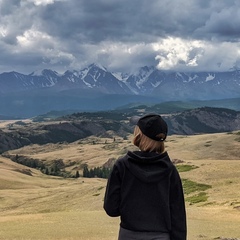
[133,126,165,153]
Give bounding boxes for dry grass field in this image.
[0,128,240,240]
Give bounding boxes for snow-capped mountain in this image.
[0,64,134,95]
[1,63,240,117]
[1,63,240,100]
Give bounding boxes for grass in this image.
[102,142,119,150]
[182,178,211,195]
[182,177,211,205]
[0,211,120,240]
[234,137,240,142]
[176,164,211,204]
[178,156,213,204]
[186,192,209,204]
[1,130,240,240]
[176,164,198,172]
[233,131,240,142]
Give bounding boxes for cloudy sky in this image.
[1,0,240,74]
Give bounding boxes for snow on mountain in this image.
[187,74,198,82]
[112,72,129,81]
[206,73,215,82]
[136,66,155,86]
[0,64,240,100]
[30,69,62,77]
[92,63,107,71]
[30,69,44,77]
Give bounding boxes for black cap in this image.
[132,114,168,141]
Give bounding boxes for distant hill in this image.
[165,107,240,135]
[0,106,239,153]
[32,98,240,122]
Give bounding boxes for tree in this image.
[76,170,80,178]
[83,166,89,177]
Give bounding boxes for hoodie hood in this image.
[124,151,173,183]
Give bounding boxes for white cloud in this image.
[0,26,7,37]
[153,37,240,72]
[29,0,55,6]
[196,41,240,71]
[153,37,204,71]
[16,29,51,47]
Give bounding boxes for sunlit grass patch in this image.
[185,192,208,204]
[182,179,211,204]
[176,164,198,172]
[182,179,211,195]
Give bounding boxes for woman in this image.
[104,113,187,240]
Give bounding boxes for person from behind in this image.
[104,113,187,240]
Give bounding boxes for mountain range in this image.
[0,63,240,117]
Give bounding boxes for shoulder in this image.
[114,154,129,167]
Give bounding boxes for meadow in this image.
[0,129,240,240]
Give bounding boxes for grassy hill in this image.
[1,106,240,155]
[1,131,240,240]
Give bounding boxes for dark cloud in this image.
[0,0,240,73]
[0,0,21,15]
[199,6,240,40]
[37,0,205,43]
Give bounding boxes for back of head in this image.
[132,113,168,153]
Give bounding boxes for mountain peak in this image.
[29,69,61,77]
[88,63,107,72]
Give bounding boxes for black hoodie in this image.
[104,151,187,240]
